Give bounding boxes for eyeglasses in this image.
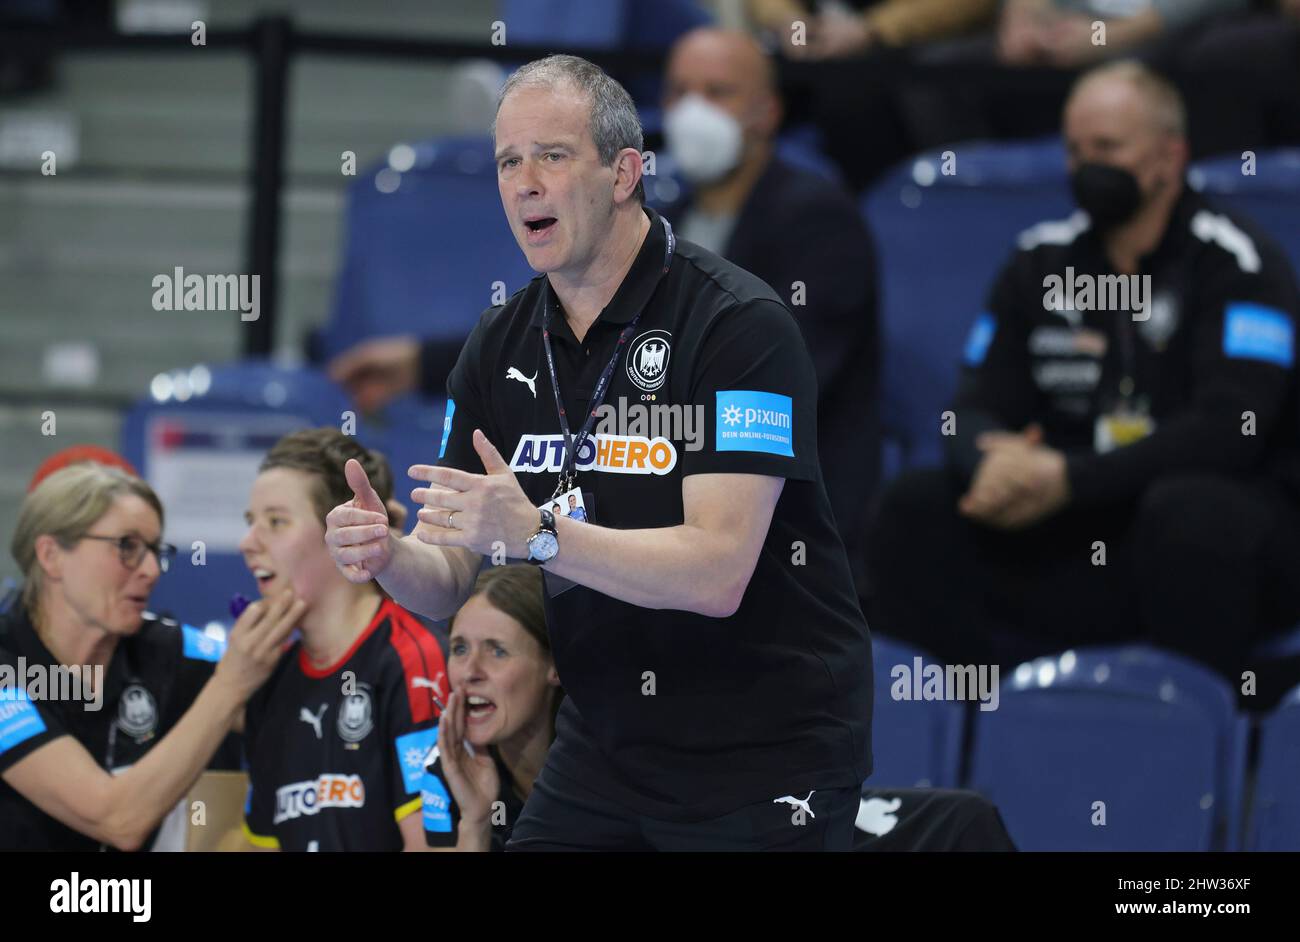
[81,534,178,574]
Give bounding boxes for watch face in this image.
[528,531,559,561]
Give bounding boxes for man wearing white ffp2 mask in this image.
[659,28,882,611]
[663,94,744,185]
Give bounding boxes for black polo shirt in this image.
[0,602,223,851]
[949,188,1300,506]
[437,205,873,821]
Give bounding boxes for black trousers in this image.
[506,764,858,852]
[866,468,1300,706]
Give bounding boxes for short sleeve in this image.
[0,684,65,775]
[420,745,460,847]
[240,687,279,847]
[679,300,820,482]
[382,657,440,823]
[437,307,502,475]
[172,623,222,706]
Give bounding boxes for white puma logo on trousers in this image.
[773,790,816,818]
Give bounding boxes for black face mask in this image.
[1071,162,1142,231]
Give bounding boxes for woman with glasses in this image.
[0,463,304,850]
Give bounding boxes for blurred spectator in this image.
[996,0,1251,69]
[660,27,882,600]
[867,61,1300,703]
[748,0,997,58]
[423,565,559,852]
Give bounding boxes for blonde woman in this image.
[0,464,302,850]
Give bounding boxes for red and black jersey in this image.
[242,598,447,851]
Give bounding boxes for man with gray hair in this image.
[326,55,873,850]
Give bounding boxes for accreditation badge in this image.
[540,486,592,525]
[1094,406,1155,454]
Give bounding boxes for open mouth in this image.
[524,217,557,232]
[253,568,276,591]
[466,695,497,721]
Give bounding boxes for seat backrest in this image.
[1248,683,1300,851]
[863,137,1074,477]
[316,135,536,364]
[868,634,965,788]
[969,645,1247,850]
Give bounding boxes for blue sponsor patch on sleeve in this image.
[1222,302,1294,367]
[395,726,439,795]
[422,757,454,834]
[0,686,47,756]
[715,391,795,457]
[181,623,226,662]
[964,312,997,366]
[438,399,456,459]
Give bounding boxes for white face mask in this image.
[664,94,744,185]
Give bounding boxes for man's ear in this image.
[613,147,644,205]
[34,533,65,584]
[547,663,562,687]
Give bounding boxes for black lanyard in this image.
[539,215,674,498]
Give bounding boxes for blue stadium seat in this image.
[867,634,965,788]
[968,645,1248,851]
[312,135,536,364]
[1247,683,1300,850]
[498,0,712,132]
[120,361,370,626]
[862,137,1075,478]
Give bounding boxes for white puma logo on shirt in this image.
[773,790,816,819]
[299,704,327,739]
[506,367,538,398]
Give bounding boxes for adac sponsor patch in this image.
[438,399,456,459]
[422,759,454,834]
[0,686,46,756]
[181,623,225,662]
[1222,302,1293,367]
[395,726,439,795]
[509,434,677,475]
[964,312,996,366]
[715,390,794,457]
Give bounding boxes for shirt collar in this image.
[529,205,669,331]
